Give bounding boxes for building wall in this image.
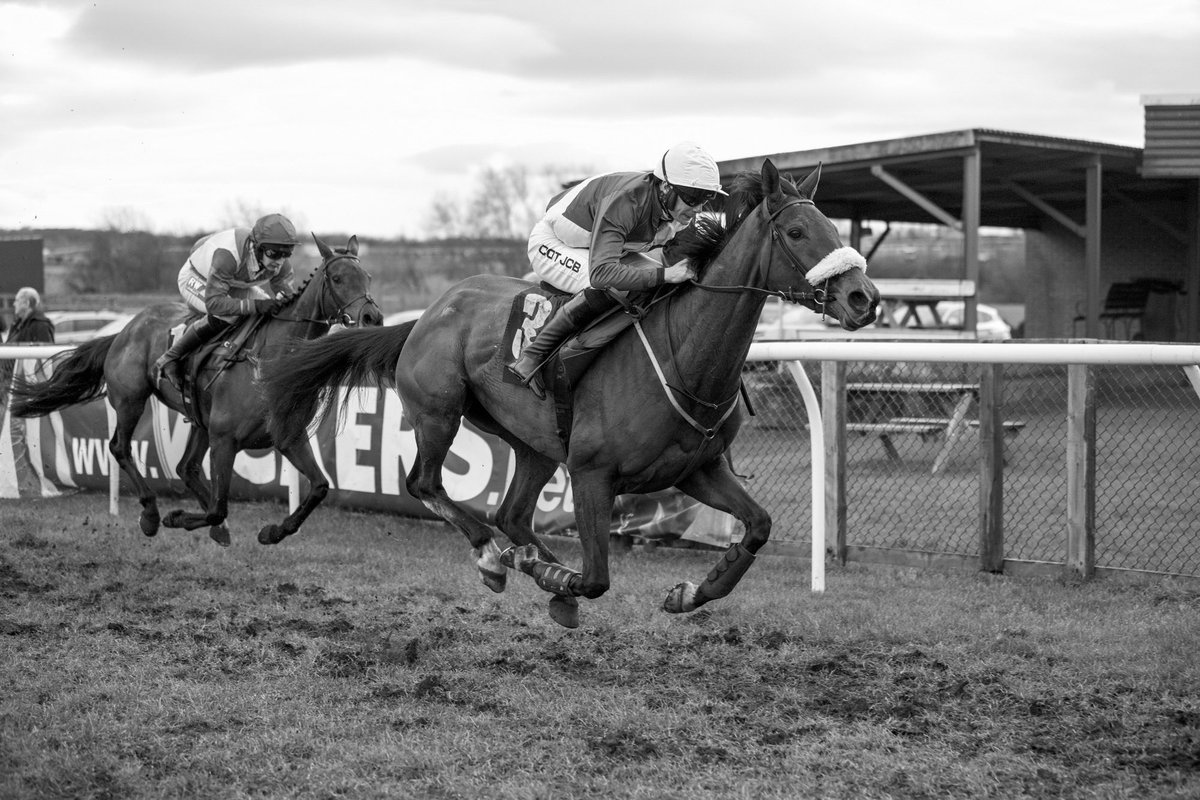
[1025,202,1189,340]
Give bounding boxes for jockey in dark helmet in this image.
[153,212,300,392]
[508,141,727,397]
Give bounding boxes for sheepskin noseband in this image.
[805,246,867,285]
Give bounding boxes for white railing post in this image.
[783,361,826,593]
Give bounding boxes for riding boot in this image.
[508,289,615,398]
[153,315,230,392]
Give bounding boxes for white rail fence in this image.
[748,340,1200,592]
[4,340,1200,595]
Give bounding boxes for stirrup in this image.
[506,363,546,400]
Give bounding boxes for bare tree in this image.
[98,206,154,233]
[219,199,304,231]
[424,163,589,240]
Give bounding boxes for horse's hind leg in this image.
[405,410,508,593]
[257,440,330,546]
[107,393,161,537]
[492,443,580,627]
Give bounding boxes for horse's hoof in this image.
[162,510,185,528]
[480,570,507,594]
[257,525,286,545]
[139,514,160,538]
[663,582,699,614]
[209,525,231,547]
[548,595,579,629]
[475,541,507,593]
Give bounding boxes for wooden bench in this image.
[847,421,945,463]
[890,417,1027,436]
[849,418,1026,466]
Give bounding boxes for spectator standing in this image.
[7,287,55,344]
[1,287,59,498]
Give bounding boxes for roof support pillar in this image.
[1085,155,1103,338]
[963,147,981,335]
[1188,179,1200,341]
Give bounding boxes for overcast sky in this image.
[2,0,1198,239]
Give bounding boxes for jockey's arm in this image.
[203,249,257,317]
[586,198,667,292]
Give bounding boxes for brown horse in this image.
[261,161,878,627]
[9,235,383,546]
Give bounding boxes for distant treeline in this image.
[16,224,1026,311]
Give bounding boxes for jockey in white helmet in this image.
[510,142,727,397]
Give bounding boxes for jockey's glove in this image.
[254,298,284,315]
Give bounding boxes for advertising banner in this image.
[2,358,715,543]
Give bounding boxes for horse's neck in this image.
[262,283,329,349]
[660,220,770,396]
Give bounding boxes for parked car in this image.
[753,299,1012,341]
[936,302,1013,340]
[45,311,135,344]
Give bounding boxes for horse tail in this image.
[8,335,116,417]
[262,321,417,448]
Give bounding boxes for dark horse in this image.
[9,235,383,546]
[261,161,878,627]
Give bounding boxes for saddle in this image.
[170,314,269,425]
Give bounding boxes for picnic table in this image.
[845,381,1023,473]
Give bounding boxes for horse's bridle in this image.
[276,253,376,326]
[690,197,829,313]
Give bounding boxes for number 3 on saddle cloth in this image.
[501,285,639,446]
[167,313,269,425]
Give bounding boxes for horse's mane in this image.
[665,170,801,279]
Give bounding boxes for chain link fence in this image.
[734,357,1200,578]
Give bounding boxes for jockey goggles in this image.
[261,246,294,260]
[674,185,716,208]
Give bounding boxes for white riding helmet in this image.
[653,142,728,202]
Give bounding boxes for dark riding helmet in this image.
[652,142,729,207]
[251,213,300,248]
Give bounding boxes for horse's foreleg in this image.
[175,427,211,507]
[569,470,616,600]
[197,437,238,545]
[257,441,329,545]
[663,456,771,613]
[107,396,160,537]
[493,443,563,564]
[163,435,236,545]
[162,426,211,529]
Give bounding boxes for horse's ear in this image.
[761,159,782,200]
[312,232,333,259]
[795,162,822,200]
[346,235,359,256]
